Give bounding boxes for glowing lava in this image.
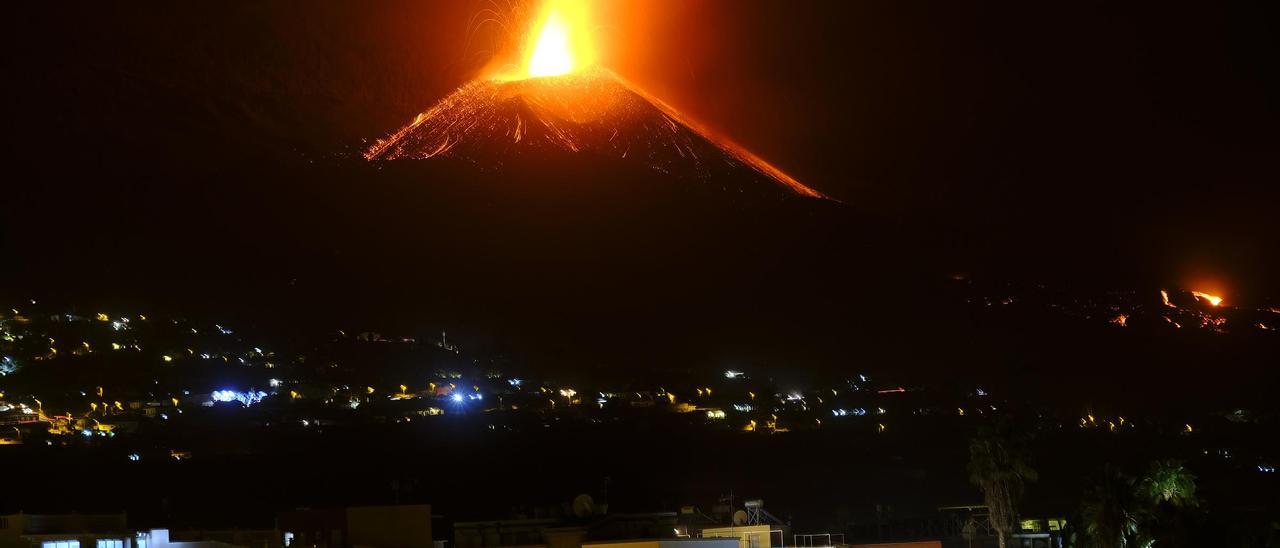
[1191,291,1223,307]
[520,0,596,79]
[363,0,824,199]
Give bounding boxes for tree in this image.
[968,423,1038,548]
[1137,460,1198,508]
[1138,460,1200,547]
[1073,466,1153,548]
[1072,461,1200,548]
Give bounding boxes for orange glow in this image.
[512,0,596,80]
[1191,291,1223,307]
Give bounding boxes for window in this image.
[96,540,125,548]
[136,538,147,548]
[283,532,295,547]
[43,541,81,548]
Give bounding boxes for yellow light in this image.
[521,0,595,79]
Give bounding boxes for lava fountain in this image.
[365,0,824,199]
[521,0,595,79]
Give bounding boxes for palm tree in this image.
[1074,466,1153,548]
[968,423,1038,548]
[1138,460,1200,547]
[1137,460,1198,508]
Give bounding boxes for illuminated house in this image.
[585,540,737,548]
[275,505,432,548]
[454,512,691,548]
[0,515,272,548]
[454,497,766,548]
[0,513,134,548]
[136,529,273,548]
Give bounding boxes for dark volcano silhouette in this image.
[364,67,825,200]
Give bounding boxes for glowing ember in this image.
[1191,291,1223,307]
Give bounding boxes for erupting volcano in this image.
[365,0,824,199]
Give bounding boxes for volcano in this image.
[364,67,825,199]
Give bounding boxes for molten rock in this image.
[365,68,824,199]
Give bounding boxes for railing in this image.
[792,533,845,548]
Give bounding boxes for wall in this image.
[345,505,431,548]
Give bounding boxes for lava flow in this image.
[364,0,824,199]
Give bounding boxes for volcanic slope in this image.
[365,67,825,199]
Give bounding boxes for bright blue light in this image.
[452,394,464,403]
[210,389,268,406]
[211,390,237,402]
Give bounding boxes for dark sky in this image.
[3,0,1279,320]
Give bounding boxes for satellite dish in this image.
[732,510,749,526]
[572,494,596,518]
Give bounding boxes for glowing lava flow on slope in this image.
[364,0,824,199]
[1192,291,1223,307]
